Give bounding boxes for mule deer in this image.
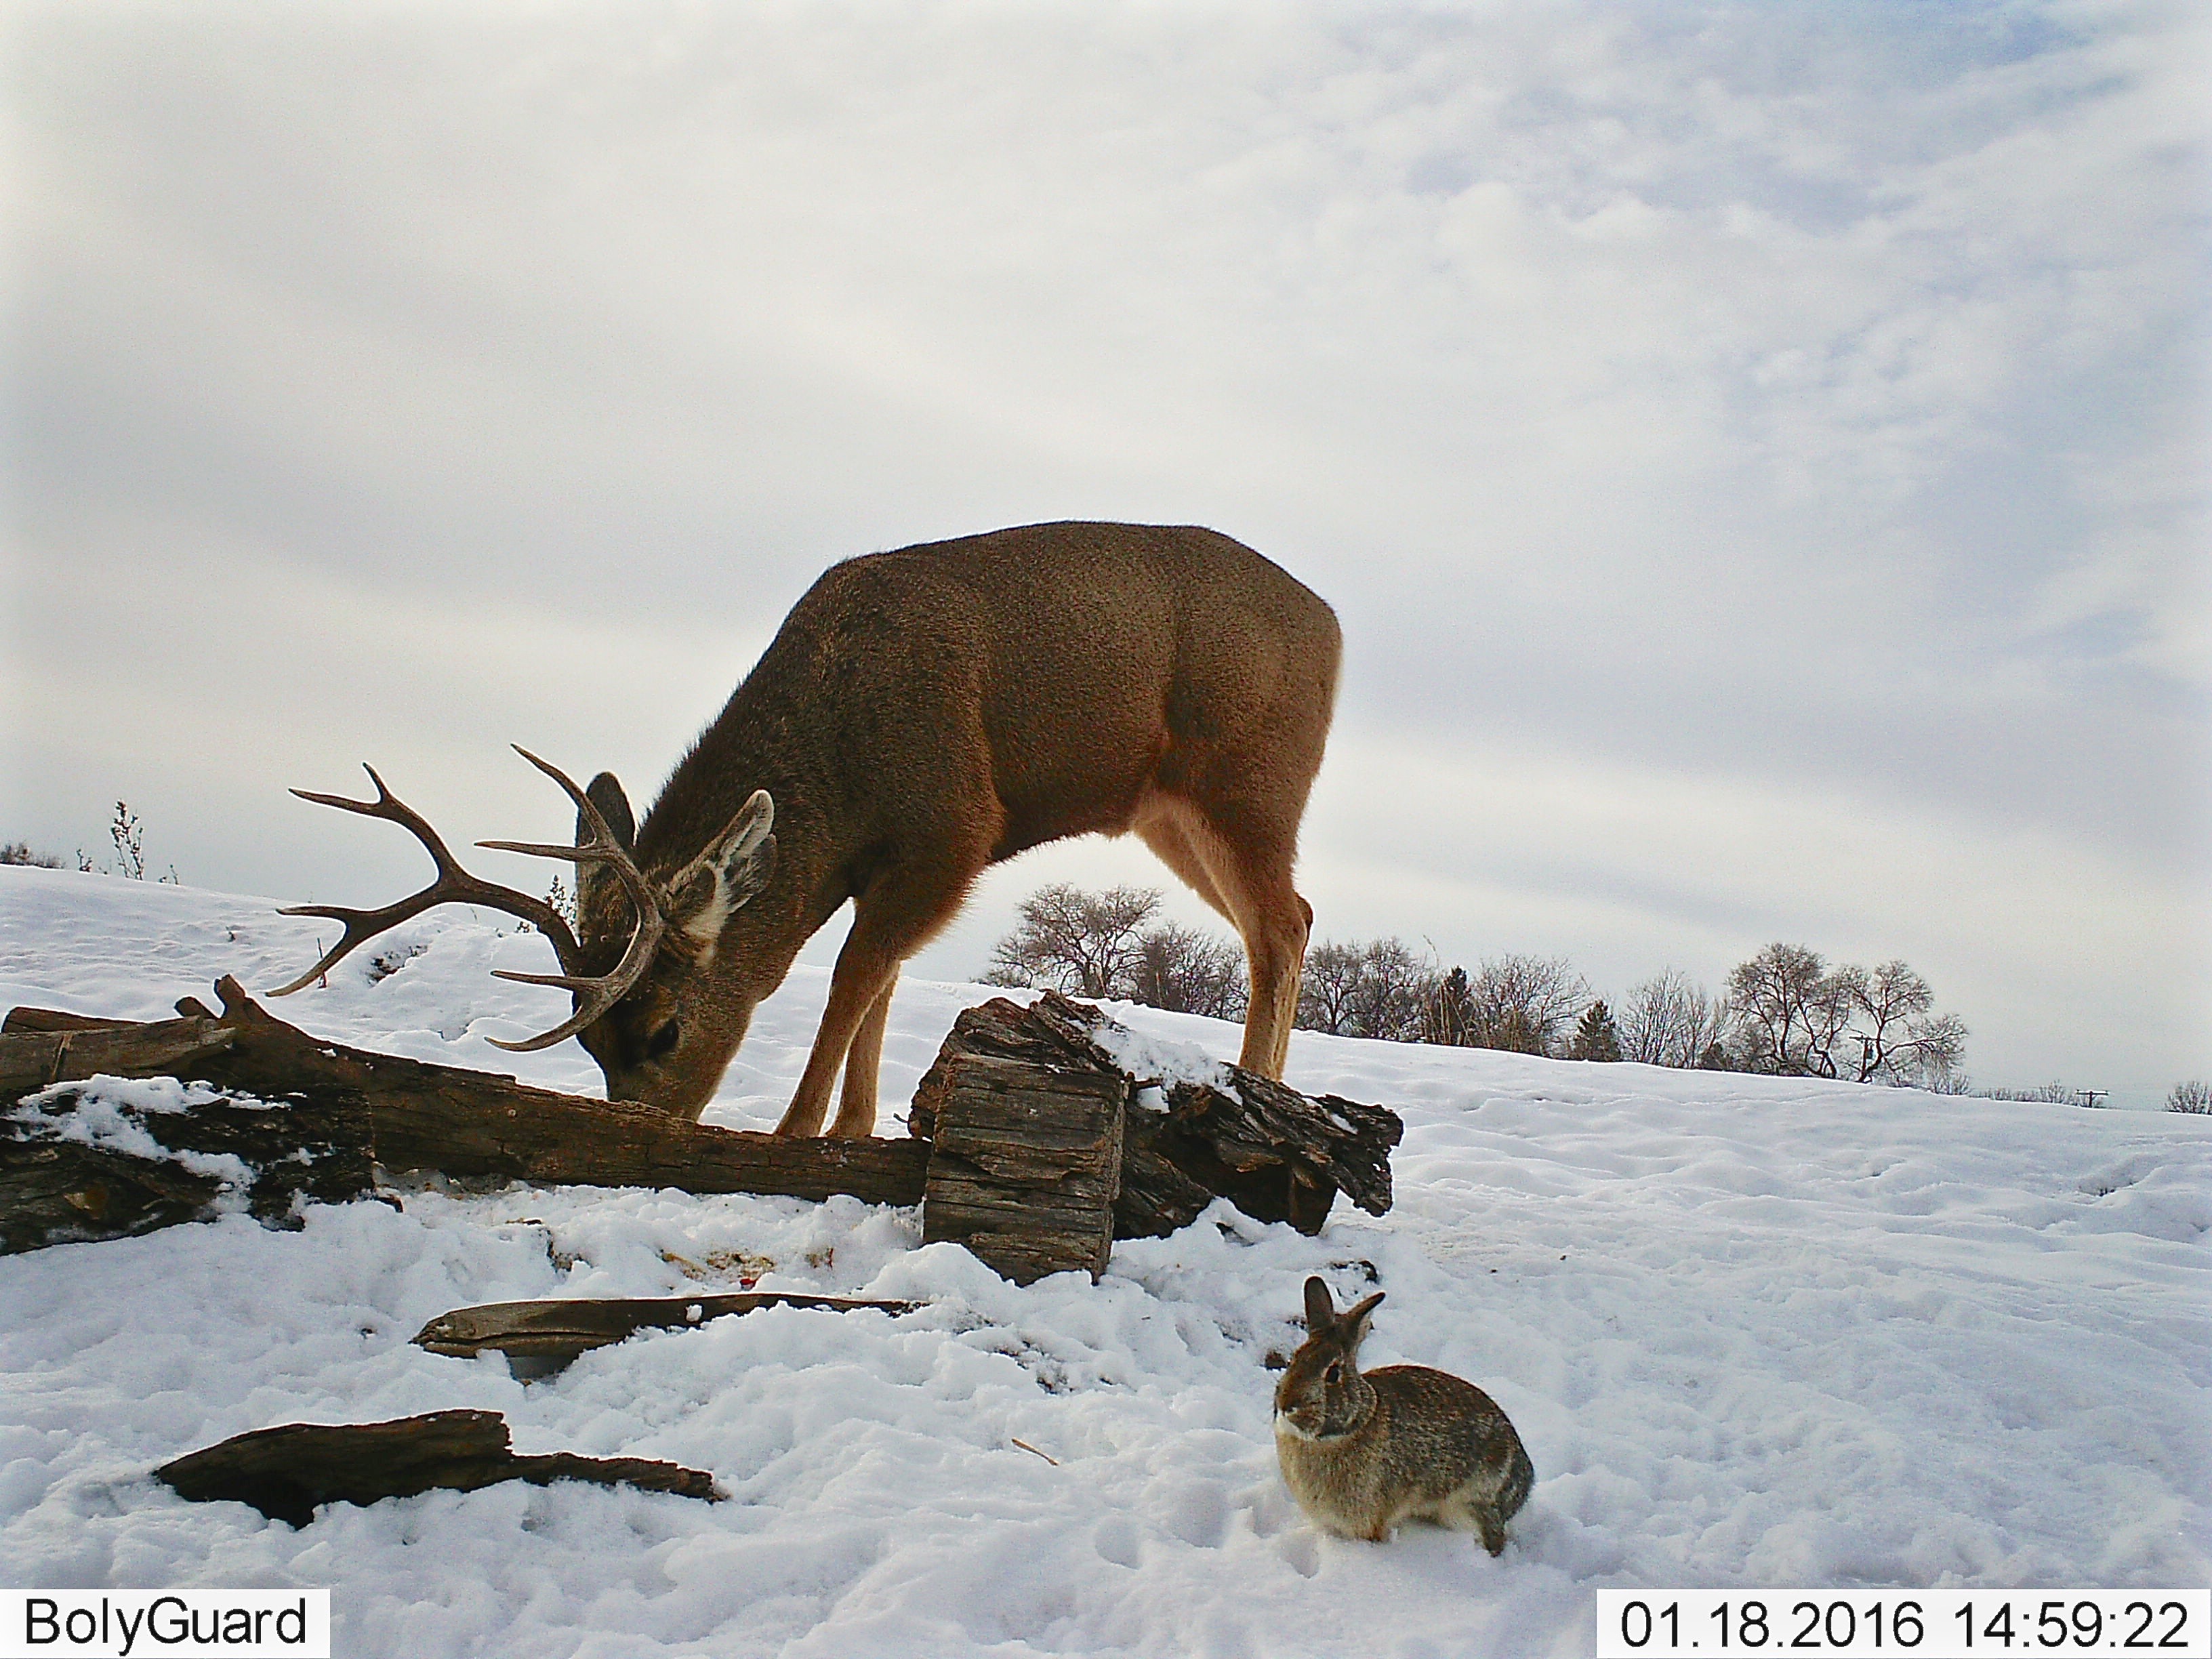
[274,521,1339,1137]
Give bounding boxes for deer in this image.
[272,521,1340,1139]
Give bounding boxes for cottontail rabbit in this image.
[1273,1275,1533,1554]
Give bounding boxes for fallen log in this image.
[413,1292,920,1364]
[2,1080,375,1254]
[2,978,927,1254]
[155,1410,719,1526]
[910,991,1403,1244]
[0,1014,235,1100]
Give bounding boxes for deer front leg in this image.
[830,981,896,1138]
[775,867,942,1139]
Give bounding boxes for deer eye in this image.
[645,1019,680,1061]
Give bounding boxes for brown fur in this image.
[571,521,1340,1136]
[1274,1277,1534,1554]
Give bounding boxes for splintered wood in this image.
[912,991,1403,1284]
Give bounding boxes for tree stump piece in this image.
[919,1050,1126,1284]
[912,991,1402,1242]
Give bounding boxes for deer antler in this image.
[270,747,668,1054]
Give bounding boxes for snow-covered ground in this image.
[1,865,2206,1657]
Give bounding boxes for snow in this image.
[11,1076,261,1201]
[0,864,2205,1656]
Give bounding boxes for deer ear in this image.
[583,773,635,851]
[575,773,636,937]
[668,790,777,945]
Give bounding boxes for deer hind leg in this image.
[1141,797,1310,1080]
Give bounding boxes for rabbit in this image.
[1273,1275,1534,1555]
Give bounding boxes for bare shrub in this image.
[2165,1080,2210,1115]
[1465,954,1589,1057]
[1618,969,1727,1069]
[1296,938,1435,1042]
[985,884,1163,1000]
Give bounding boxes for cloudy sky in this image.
[5,2,2205,1098]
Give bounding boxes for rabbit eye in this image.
[1324,1362,1343,1383]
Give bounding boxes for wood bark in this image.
[3,978,926,1255]
[155,1410,718,1526]
[2,1081,375,1255]
[919,1052,1126,1284]
[910,991,1402,1241]
[412,1292,919,1364]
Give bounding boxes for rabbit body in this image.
[1273,1277,1533,1555]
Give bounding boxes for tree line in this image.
[984,883,1969,1088]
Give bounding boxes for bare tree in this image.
[1847,960,1967,1087]
[1618,969,1727,1068]
[1132,923,1249,1021]
[985,884,1162,1000]
[1296,941,1366,1036]
[2165,1080,2210,1115]
[1296,938,1435,1042]
[1465,954,1589,1057]
[1728,944,1967,1086]
[1727,943,1837,1074]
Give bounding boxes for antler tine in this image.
[269,762,586,998]
[480,745,668,1053]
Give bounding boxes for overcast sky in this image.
[5,2,2205,1097]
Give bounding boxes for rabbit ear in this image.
[1303,1276,1337,1334]
[1341,1291,1385,1345]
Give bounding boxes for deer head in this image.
[269,747,775,1115]
[562,770,777,1113]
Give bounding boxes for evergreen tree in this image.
[1570,999,1622,1062]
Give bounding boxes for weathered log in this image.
[919,1052,1126,1284]
[911,991,1402,1240]
[413,1292,919,1363]
[0,1015,236,1099]
[2,1082,377,1254]
[2,980,929,1241]
[155,1410,719,1526]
